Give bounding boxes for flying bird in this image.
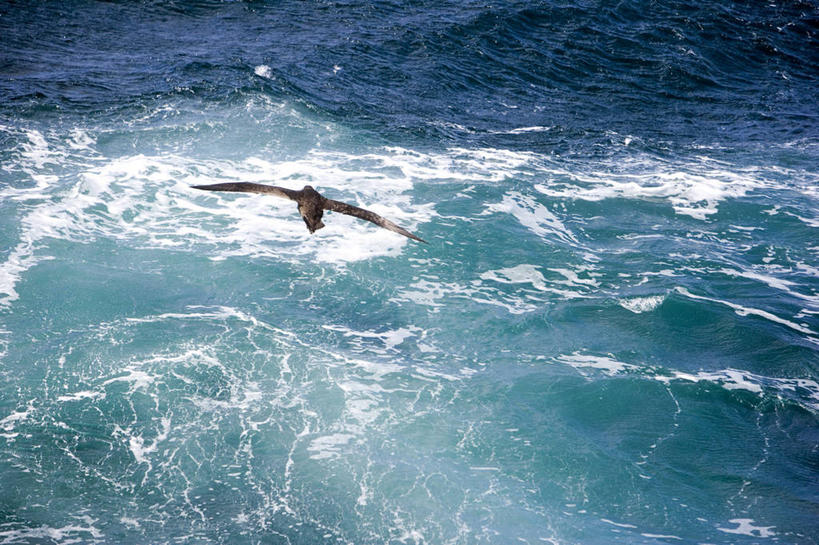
[192,182,427,243]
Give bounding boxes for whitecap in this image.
[254,64,272,78]
[618,295,666,313]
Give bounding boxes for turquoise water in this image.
[1,1,818,543]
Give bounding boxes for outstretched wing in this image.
[323,198,427,243]
[191,182,301,201]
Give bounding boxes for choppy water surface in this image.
[1,1,817,543]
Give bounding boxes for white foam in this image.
[0,127,98,307]
[619,295,666,313]
[381,146,538,183]
[124,417,171,466]
[126,306,287,337]
[600,518,638,529]
[483,191,578,245]
[0,148,443,307]
[322,324,419,351]
[120,517,141,529]
[718,268,795,292]
[557,353,637,376]
[392,278,543,314]
[103,368,157,391]
[501,126,552,134]
[67,128,96,151]
[0,522,104,543]
[0,328,9,361]
[344,357,404,380]
[413,367,462,382]
[676,287,816,337]
[307,433,355,460]
[20,128,63,170]
[254,65,272,78]
[0,403,35,432]
[663,370,764,394]
[397,263,597,315]
[717,518,776,538]
[783,208,819,228]
[717,268,819,305]
[556,352,819,409]
[533,157,770,220]
[56,391,105,403]
[0,243,51,308]
[548,267,600,288]
[480,264,548,291]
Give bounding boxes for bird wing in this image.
[323,198,427,243]
[191,182,301,201]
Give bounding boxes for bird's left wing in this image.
[323,199,427,243]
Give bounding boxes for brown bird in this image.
[192,182,427,243]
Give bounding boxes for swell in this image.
[2,0,816,149]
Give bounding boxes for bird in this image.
[192,182,427,243]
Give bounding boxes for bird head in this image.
[305,217,326,233]
[300,203,326,233]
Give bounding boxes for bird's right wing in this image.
[191,182,300,201]
[324,198,427,243]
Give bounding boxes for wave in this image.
[2,124,815,363]
[0,139,455,308]
[618,294,666,313]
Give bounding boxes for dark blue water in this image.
[1,1,818,544]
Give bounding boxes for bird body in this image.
[192,182,427,243]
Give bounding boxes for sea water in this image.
[0,1,817,543]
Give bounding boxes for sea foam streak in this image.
[556,351,819,410]
[676,287,816,338]
[532,155,808,220]
[483,191,579,245]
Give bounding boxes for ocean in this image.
[1,1,817,543]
